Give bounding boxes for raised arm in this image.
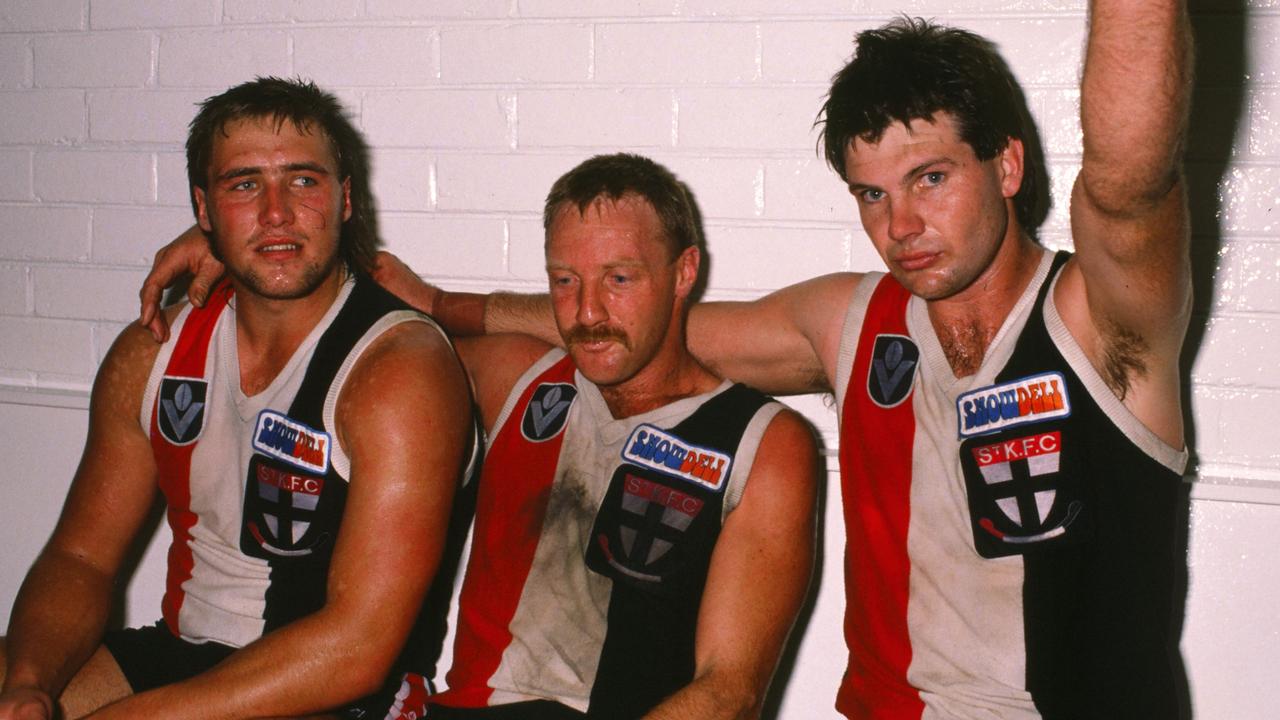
[1059,0,1187,397]
[1057,0,1193,444]
[85,321,473,719]
[642,409,818,720]
[1,324,164,720]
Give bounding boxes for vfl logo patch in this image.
[622,424,731,491]
[252,410,331,474]
[962,430,1085,557]
[243,456,328,557]
[867,334,919,408]
[956,371,1070,438]
[521,382,577,442]
[158,376,207,445]
[594,473,706,583]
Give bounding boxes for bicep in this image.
[691,410,818,685]
[1068,174,1192,344]
[48,325,162,574]
[327,325,473,641]
[687,274,858,395]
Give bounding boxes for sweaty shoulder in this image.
[334,318,472,455]
[94,307,183,426]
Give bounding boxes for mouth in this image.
[893,250,941,272]
[255,239,304,258]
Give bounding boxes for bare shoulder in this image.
[343,319,468,399]
[93,310,182,420]
[746,407,820,493]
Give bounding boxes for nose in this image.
[259,182,294,228]
[576,280,607,328]
[887,196,924,243]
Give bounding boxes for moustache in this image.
[564,325,630,349]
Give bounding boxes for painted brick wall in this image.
[0,1,1277,717]
[0,0,1275,481]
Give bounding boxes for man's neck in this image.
[925,237,1044,378]
[598,349,722,420]
[233,268,347,397]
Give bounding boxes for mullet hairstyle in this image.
[817,17,1050,234]
[543,153,702,259]
[185,76,379,273]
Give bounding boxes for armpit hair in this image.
[1100,319,1149,401]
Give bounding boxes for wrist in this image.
[432,290,488,336]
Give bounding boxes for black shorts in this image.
[102,621,433,719]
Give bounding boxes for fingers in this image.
[188,256,226,308]
[136,225,224,341]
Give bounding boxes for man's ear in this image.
[341,177,352,222]
[674,245,700,299]
[999,137,1025,199]
[193,186,214,233]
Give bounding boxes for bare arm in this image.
[0,324,164,719]
[642,409,818,720]
[86,322,473,719]
[454,334,554,431]
[686,274,860,395]
[1058,0,1193,443]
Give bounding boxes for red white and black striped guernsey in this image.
[430,349,783,719]
[140,273,472,717]
[834,251,1187,719]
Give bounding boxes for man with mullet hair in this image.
[0,77,475,720]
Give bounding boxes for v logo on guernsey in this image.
[158,376,208,445]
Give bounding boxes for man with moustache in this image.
[0,78,473,720]
[424,154,818,719]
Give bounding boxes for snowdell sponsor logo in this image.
[957,372,1070,438]
[253,410,331,474]
[622,424,731,491]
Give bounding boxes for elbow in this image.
[327,627,406,700]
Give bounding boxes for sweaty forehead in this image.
[844,117,967,178]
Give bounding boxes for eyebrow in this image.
[847,156,958,194]
[215,161,332,183]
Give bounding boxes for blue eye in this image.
[861,189,885,203]
[922,172,945,186]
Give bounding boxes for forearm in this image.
[641,671,759,720]
[85,609,393,720]
[483,291,561,345]
[3,552,115,699]
[1082,0,1192,201]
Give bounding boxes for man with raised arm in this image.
[137,1,1193,716]
[0,78,475,720]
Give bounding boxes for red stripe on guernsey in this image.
[149,281,234,638]
[835,277,924,720]
[435,354,577,708]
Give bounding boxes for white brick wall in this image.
[0,2,1277,717]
